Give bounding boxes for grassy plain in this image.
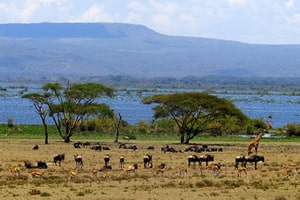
[0,126,299,200]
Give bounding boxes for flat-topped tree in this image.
[24,82,114,143]
[143,92,248,144]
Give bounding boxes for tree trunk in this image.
[185,132,191,144]
[41,117,48,144]
[180,132,185,144]
[185,137,190,144]
[64,135,71,143]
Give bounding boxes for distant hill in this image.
[0,22,299,79]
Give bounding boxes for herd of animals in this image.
[7,132,300,180]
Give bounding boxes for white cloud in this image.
[78,4,111,22]
[0,0,299,43]
[226,0,248,5]
[285,0,294,9]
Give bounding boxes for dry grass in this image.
[0,139,299,200]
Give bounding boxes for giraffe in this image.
[247,132,264,155]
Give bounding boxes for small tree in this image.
[22,93,50,144]
[143,92,248,144]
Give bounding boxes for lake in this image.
[0,82,299,128]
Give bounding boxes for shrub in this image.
[285,123,300,136]
[7,118,14,128]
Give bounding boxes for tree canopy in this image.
[23,82,114,143]
[143,92,249,144]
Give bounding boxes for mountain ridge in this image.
[0,22,299,78]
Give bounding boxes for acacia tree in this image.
[143,92,248,144]
[22,93,50,144]
[24,82,114,143]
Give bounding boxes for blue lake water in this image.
[0,82,299,128]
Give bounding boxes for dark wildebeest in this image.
[198,154,214,166]
[188,155,200,167]
[82,142,91,148]
[244,155,265,170]
[74,154,83,168]
[33,144,39,150]
[143,154,152,168]
[235,155,246,169]
[37,161,48,169]
[73,142,82,148]
[90,145,102,151]
[53,154,65,166]
[104,154,111,167]
[119,155,125,168]
[24,160,47,169]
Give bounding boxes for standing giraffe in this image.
[247,132,264,155]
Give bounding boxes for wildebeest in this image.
[104,154,111,166]
[198,154,214,166]
[234,155,247,169]
[24,160,47,169]
[82,142,91,148]
[73,142,82,148]
[74,154,83,168]
[161,145,177,153]
[119,155,125,168]
[102,146,111,150]
[143,154,152,168]
[244,155,265,170]
[188,155,200,166]
[90,145,102,151]
[53,154,65,166]
[32,144,39,150]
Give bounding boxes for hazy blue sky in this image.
[0,0,300,44]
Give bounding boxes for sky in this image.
[0,0,300,44]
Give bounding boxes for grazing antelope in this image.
[119,155,125,168]
[124,163,138,174]
[178,166,188,176]
[69,170,77,181]
[205,163,222,176]
[9,167,20,176]
[237,167,247,177]
[102,172,111,181]
[155,163,166,177]
[92,168,98,177]
[31,170,45,178]
[74,154,83,168]
[284,167,293,176]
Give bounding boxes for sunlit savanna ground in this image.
[0,138,299,200]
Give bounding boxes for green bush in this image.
[285,123,300,136]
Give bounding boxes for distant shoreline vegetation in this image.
[1,75,300,89]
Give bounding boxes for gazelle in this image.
[9,167,20,176]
